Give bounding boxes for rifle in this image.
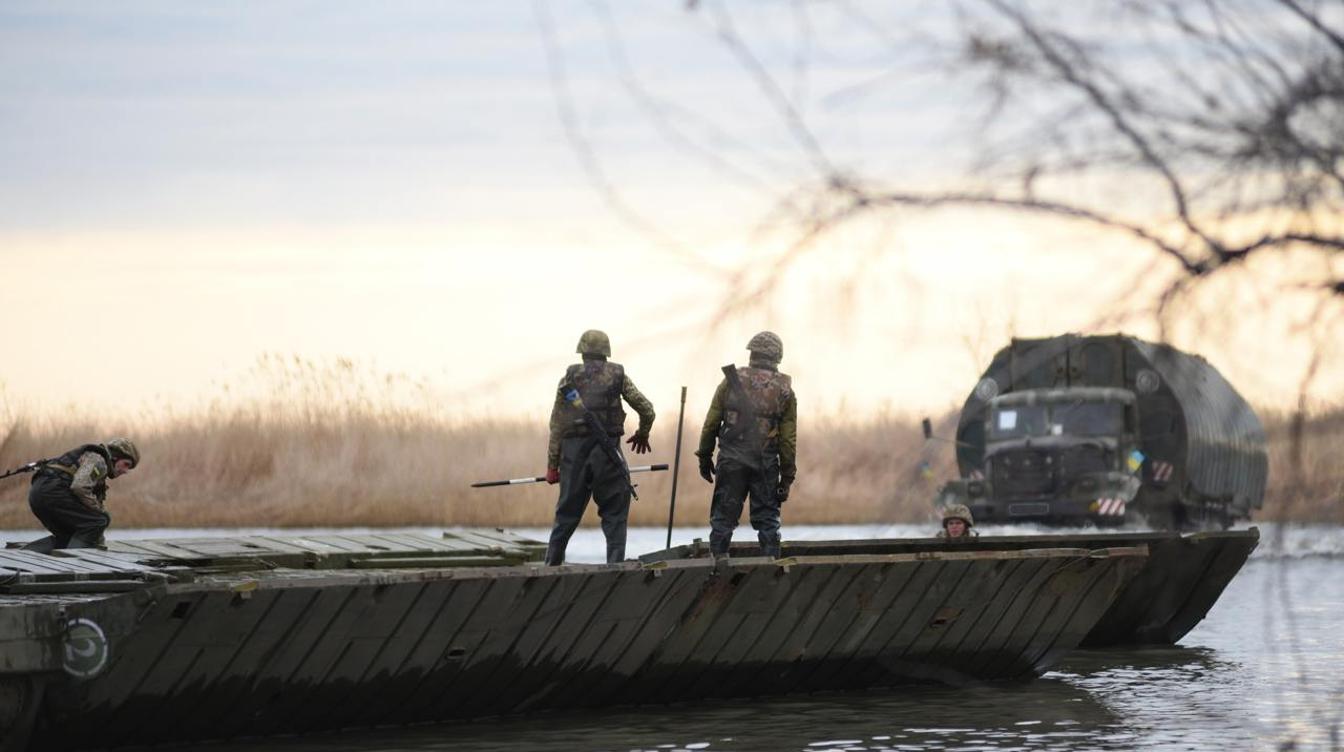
[472,464,668,488]
[559,384,641,499]
[0,460,48,482]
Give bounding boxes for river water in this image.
[3,523,1341,751]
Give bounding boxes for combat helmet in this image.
[746,331,783,364]
[942,503,974,529]
[105,437,140,468]
[576,330,612,358]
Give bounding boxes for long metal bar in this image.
[471,465,668,488]
[666,386,687,549]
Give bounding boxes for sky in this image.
[1,1,1339,425]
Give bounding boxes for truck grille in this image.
[991,449,1056,498]
[1059,445,1111,475]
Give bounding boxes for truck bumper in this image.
[968,497,1127,526]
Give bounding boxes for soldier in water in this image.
[23,438,140,553]
[938,504,978,540]
[544,330,655,565]
[695,331,797,559]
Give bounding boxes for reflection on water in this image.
[3,524,1341,750]
[206,678,1126,752]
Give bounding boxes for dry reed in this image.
[0,360,1339,530]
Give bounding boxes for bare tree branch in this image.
[1276,0,1344,56]
[534,0,728,276]
[983,0,1223,259]
[701,0,842,178]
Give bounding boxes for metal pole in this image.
[666,386,687,549]
[472,465,667,488]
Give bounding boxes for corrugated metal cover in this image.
[1130,340,1267,511]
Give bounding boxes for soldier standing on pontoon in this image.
[543,330,655,565]
[695,331,797,559]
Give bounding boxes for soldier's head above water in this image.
[940,504,975,539]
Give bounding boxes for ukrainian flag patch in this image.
[1127,449,1146,473]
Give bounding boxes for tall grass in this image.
[0,360,1339,530]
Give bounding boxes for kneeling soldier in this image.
[24,438,140,553]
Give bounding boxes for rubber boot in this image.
[21,536,56,554]
[709,530,732,558]
[606,545,625,564]
[708,536,731,569]
[759,532,781,559]
[544,543,566,566]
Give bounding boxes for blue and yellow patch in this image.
[1126,449,1146,473]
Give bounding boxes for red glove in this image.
[626,433,651,454]
[545,467,560,485]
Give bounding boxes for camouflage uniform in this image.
[545,331,655,565]
[24,439,139,553]
[696,332,797,558]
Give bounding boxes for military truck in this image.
[933,334,1267,529]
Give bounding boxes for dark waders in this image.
[23,473,109,553]
[546,434,632,565]
[708,457,781,558]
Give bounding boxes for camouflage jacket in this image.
[42,445,112,511]
[547,357,655,469]
[696,364,796,481]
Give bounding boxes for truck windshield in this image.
[990,402,1125,439]
[1053,402,1125,436]
[990,405,1047,438]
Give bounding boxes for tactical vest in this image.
[719,366,792,463]
[36,443,112,499]
[561,360,627,437]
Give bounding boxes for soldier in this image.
[544,330,655,565]
[23,438,140,553]
[938,504,978,540]
[695,331,797,559]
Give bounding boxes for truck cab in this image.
[934,333,1265,530]
[946,387,1142,525]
